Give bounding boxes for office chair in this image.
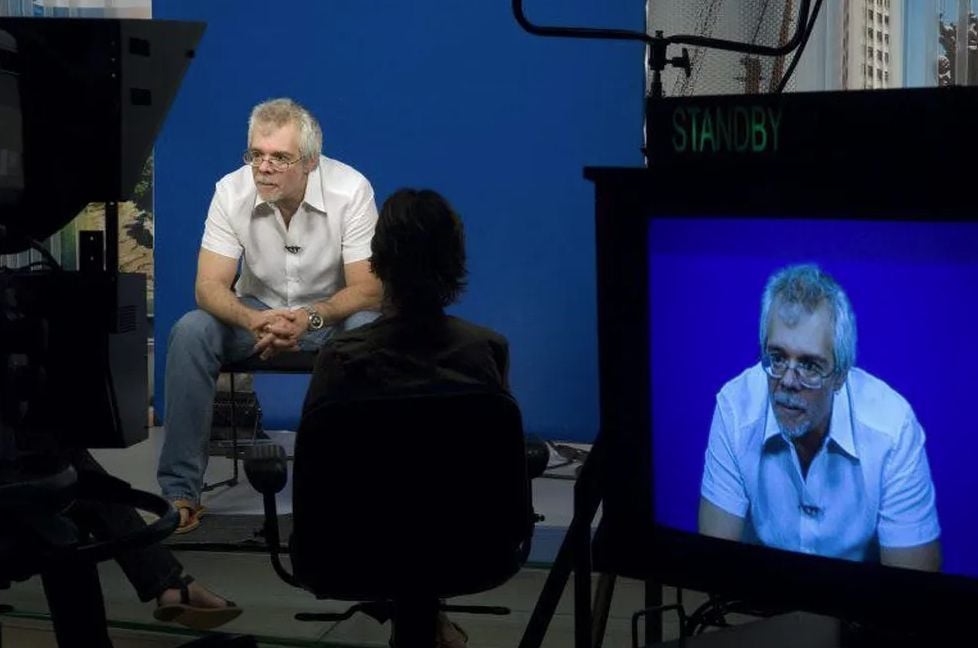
[245,389,536,647]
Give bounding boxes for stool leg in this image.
[592,572,616,648]
[202,371,239,493]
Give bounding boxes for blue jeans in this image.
[157,296,378,503]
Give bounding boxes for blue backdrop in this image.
[152,1,645,440]
[649,216,978,579]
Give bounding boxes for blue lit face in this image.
[765,301,843,442]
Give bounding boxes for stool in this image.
[202,351,319,492]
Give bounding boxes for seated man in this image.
[698,263,941,571]
[157,98,382,533]
[303,188,509,648]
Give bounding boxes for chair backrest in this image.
[290,389,532,601]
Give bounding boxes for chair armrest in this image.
[244,444,288,495]
[525,434,549,481]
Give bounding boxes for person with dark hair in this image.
[304,188,508,405]
[302,188,509,648]
[698,263,941,572]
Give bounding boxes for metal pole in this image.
[957,0,969,85]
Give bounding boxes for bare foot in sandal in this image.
[154,574,241,630]
[170,499,204,534]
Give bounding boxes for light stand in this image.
[509,3,818,646]
[512,0,814,165]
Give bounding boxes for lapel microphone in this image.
[284,245,301,254]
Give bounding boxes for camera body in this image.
[1,270,148,450]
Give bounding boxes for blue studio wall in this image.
[153,1,645,440]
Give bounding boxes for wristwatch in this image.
[304,306,324,331]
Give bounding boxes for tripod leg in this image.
[591,572,616,648]
[41,560,112,648]
[645,580,663,645]
[518,530,575,648]
[520,437,606,648]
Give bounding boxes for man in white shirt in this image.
[157,98,382,532]
[698,263,941,571]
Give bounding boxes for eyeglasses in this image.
[243,149,303,172]
[761,352,835,389]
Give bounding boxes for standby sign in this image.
[670,105,783,154]
[645,88,978,168]
[645,93,806,163]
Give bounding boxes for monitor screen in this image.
[650,216,978,579]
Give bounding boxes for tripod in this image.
[515,433,665,648]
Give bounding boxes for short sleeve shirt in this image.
[701,364,941,561]
[200,155,377,309]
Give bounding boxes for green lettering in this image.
[767,106,782,152]
[687,107,701,152]
[672,108,688,152]
[750,106,767,152]
[734,106,750,152]
[700,108,715,152]
[716,107,732,152]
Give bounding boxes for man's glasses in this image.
[761,352,835,389]
[243,150,303,172]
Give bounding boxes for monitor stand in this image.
[654,610,923,648]
[651,611,836,647]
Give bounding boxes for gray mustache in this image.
[773,393,807,410]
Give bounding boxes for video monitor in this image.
[588,157,978,635]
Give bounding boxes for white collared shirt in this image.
[200,155,377,309]
[701,364,940,561]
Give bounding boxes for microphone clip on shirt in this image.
[284,245,301,254]
[799,503,821,517]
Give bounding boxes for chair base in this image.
[294,598,510,647]
[389,598,439,648]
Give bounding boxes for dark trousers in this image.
[67,449,183,602]
[3,449,183,647]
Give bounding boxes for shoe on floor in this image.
[153,574,242,630]
[170,499,205,534]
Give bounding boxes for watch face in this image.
[307,308,324,330]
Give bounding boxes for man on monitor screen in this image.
[698,263,941,571]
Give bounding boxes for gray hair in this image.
[759,263,857,377]
[247,98,322,160]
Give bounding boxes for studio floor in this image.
[0,426,693,647]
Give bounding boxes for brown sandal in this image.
[153,574,241,630]
[170,499,205,534]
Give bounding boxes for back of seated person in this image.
[304,187,509,410]
[300,187,508,648]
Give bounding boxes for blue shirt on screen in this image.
[700,364,941,562]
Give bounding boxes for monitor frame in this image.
[587,157,978,635]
